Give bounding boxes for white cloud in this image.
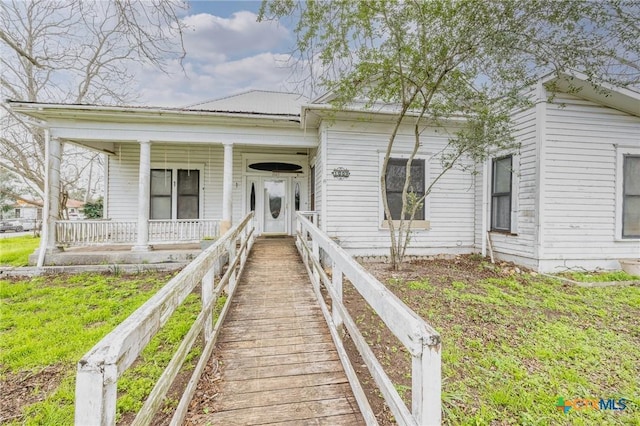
[134,10,297,107]
[182,11,289,63]
[137,52,297,107]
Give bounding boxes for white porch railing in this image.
[149,219,220,243]
[295,212,442,426]
[56,219,220,246]
[74,212,255,426]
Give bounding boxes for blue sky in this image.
[136,0,298,107]
[189,0,261,17]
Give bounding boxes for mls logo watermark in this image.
[556,397,628,413]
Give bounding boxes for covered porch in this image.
[8,92,318,266]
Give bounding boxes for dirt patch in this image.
[183,355,222,424]
[0,365,66,424]
[339,254,524,425]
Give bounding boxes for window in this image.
[491,155,512,232]
[151,169,172,219]
[385,158,425,220]
[14,208,20,218]
[176,170,199,219]
[622,155,640,238]
[250,182,256,211]
[150,168,200,220]
[310,165,315,211]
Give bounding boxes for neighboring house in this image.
[64,199,86,220]
[13,199,42,221]
[13,198,85,221]
[7,73,640,272]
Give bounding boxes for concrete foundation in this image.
[28,243,201,266]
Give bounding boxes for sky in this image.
[136,0,299,107]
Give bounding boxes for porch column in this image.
[37,133,62,267]
[220,142,233,235]
[132,140,151,252]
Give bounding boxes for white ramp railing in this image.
[296,212,442,426]
[74,212,255,426]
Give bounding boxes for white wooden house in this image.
[474,73,640,272]
[7,73,639,271]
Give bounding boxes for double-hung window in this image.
[491,155,512,232]
[622,155,640,238]
[150,168,200,220]
[385,158,426,220]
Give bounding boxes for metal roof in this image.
[188,90,309,116]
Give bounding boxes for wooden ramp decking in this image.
[185,237,365,425]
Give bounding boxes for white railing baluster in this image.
[74,212,255,426]
[295,212,442,426]
[56,219,222,246]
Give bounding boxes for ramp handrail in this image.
[74,212,255,426]
[295,212,441,426]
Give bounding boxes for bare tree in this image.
[0,0,186,215]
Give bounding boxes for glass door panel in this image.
[263,179,286,233]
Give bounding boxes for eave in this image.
[541,71,640,117]
[6,100,303,126]
[5,101,318,151]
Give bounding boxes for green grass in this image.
[0,235,40,266]
[378,269,640,425]
[0,271,206,425]
[561,270,640,282]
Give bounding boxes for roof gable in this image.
[187,90,309,116]
[544,71,640,117]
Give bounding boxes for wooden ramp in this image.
[185,237,365,425]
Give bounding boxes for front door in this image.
[263,179,287,233]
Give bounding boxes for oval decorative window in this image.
[250,183,255,211]
[295,182,300,211]
[249,162,302,172]
[270,195,281,218]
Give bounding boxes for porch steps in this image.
[184,237,365,425]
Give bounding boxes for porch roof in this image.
[6,95,319,152]
[5,99,305,124]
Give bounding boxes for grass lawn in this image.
[0,271,205,425]
[348,256,640,425]
[0,235,40,266]
[560,270,640,283]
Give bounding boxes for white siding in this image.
[107,143,309,224]
[314,126,326,230]
[107,144,141,220]
[322,120,476,255]
[482,103,540,267]
[540,92,640,271]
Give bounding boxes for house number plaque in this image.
[332,167,350,180]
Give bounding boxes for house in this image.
[64,199,86,220]
[6,73,639,272]
[13,199,42,221]
[476,73,640,272]
[10,197,84,221]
